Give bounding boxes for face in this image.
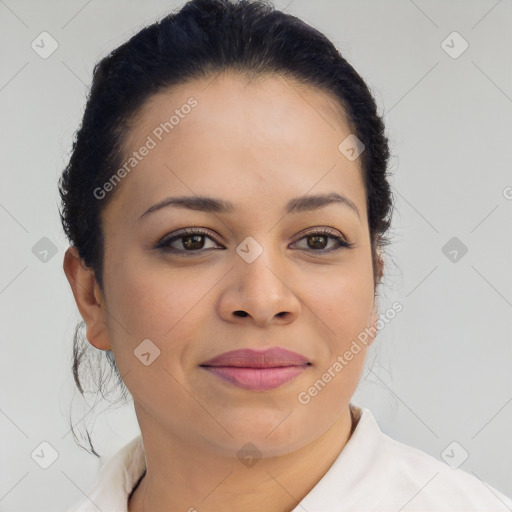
[76,71,380,458]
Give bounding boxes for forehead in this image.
[128,70,352,140]
[105,71,366,223]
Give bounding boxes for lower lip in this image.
[201,365,308,391]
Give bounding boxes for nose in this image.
[216,246,301,328]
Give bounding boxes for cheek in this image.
[102,260,205,395]
[105,256,219,344]
[305,259,375,336]
[300,264,374,404]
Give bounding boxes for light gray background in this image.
[1,1,511,510]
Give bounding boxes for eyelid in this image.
[290,227,352,250]
[155,227,221,248]
[294,226,347,242]
[155,226,353,253]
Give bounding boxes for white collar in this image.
[68,402,512,511]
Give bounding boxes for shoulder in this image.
[373,418,512,510]
[66,435,146,512]
[302,404,512,511]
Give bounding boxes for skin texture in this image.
[63,71,382,512]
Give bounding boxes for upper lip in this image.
[200,347,311,368]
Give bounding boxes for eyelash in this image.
[154,227,354,256]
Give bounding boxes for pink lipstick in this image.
[200,347,311,391]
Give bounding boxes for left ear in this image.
[367,298,379,347]
[367,247,384,347]
[373,246,384,286]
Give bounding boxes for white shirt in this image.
[67,403,512,511]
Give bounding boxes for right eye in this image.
[155,227,224,255]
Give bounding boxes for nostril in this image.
[234,310,248,317]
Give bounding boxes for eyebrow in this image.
[139,192,360,220]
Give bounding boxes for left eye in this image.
[292,231,351,251]
[156,228,352,254]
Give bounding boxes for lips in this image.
[200,347,311,391]
[200,347,310,368]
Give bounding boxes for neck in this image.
[128,405,357,512]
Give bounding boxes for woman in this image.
[59,0,512,510]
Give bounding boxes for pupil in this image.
[309,235,327,249]
[183,235,204,250]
